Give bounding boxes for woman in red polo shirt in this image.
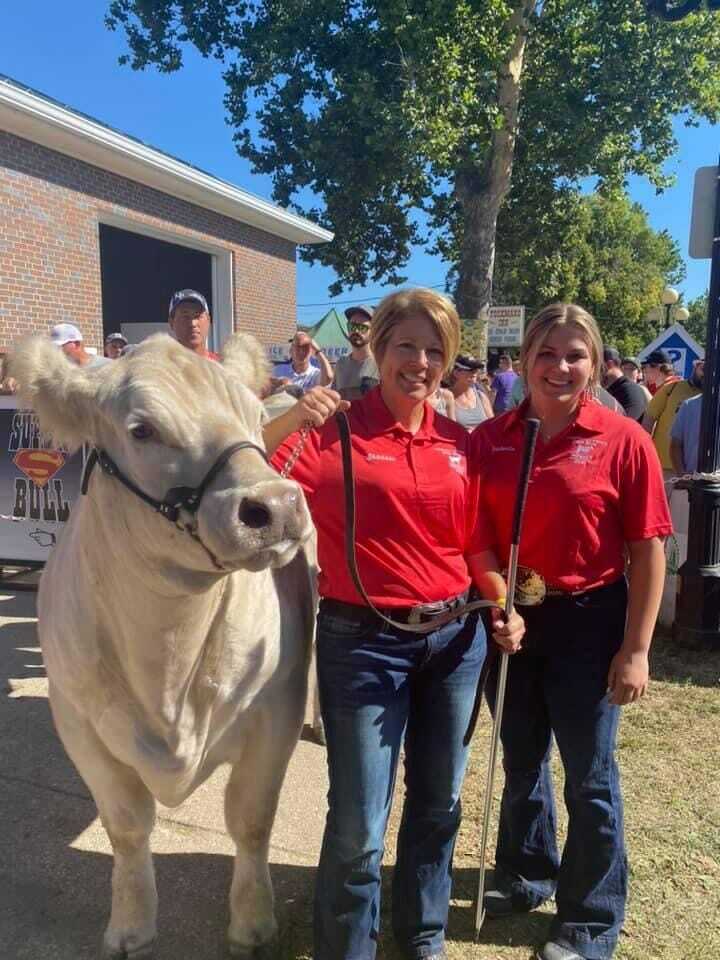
[264,288,523,960]
[469,303,671,960]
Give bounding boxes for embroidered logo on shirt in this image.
[436,449,467,474]
[491,445,516,453]
[366,452,396,463]
[569,438,607,465]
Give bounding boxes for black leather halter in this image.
[81,441,268,524]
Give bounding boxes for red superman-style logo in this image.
[13,449,66,488]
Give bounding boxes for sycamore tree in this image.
[106,1,720,324]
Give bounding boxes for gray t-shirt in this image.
[333,353,379,400]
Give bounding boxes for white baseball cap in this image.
[50,323,83,346]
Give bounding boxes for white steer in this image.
[8,334,316,959]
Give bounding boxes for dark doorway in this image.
[99,224,213,341]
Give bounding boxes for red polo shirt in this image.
[469,399,672,593]
[271,388,477,606]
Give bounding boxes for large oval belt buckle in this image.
[510,566,547,606]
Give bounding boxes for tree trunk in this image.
[454,0,535,344]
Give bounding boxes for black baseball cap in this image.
[168,289,209,317]
[105,332,128,345]
[344,305,374,322]
[643,349,672,366]
[454,354,484,371]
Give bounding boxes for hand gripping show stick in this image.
[475,416,540,939]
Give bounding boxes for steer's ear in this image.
[6,337,100,450]
[221,333,270,396]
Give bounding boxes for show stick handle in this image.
[510,418,540,546]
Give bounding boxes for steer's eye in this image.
[130,423,154,441]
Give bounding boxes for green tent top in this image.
[299,308,351,360]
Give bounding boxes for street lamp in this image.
[660,286,690,328]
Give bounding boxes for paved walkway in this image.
[1,586,330,959]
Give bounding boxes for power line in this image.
[297,282,447,309]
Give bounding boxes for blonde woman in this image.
[468,304,671,960]
[265,288,523,960]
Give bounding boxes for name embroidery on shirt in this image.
[491,445,516,453]
[366,452,396,463]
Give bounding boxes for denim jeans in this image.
[313,602,487,960]
[485,579,629,960]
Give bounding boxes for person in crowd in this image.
[333,305,380,400]
[602,347,647,421]
[0,353,17,394]
[640,349,680,397]
[428,382,457,420]
[470,303,671,960]
[263,287,523,960]
[272,330,333,392]
[104,332,128,359]
[491,353,519,414]
[642,357,703,479]
[670,390,705,476]
[620,357,652,402]
[168,289,219,360]
[450,354,494,430]
[50,323,111,369]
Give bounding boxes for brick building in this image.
[0,75,332,354]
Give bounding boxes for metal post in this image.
[674,159,720,648]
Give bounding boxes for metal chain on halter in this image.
[279,423,312,479]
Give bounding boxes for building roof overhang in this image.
[0,75,333,246]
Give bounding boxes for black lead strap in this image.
[336,411,496,637]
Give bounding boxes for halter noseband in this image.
[81,441,269,524]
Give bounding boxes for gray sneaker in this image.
[536,942,585,960]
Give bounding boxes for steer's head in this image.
[8,334,313,574]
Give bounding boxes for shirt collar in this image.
[360,386,444,440]
[499,396,606,437]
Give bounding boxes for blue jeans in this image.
[314,601,487,960]
[485,579,629,960]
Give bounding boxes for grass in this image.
[280,631,720,960]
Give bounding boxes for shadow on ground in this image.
[650,629,720,688]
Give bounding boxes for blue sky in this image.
[1,2,715,325]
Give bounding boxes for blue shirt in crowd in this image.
[670,394,703,473]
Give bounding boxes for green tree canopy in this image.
[685,291,709,346]
[106,1,720,320]
[492,190,685,347]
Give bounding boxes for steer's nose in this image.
[237,480,307,540]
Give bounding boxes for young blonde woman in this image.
[264,288,523,960]
[468,304,671,960]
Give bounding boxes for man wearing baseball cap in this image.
[168,289,219,360]
[50,323,111,369]
[642,350,703,475]
[333,305,379,400]
[104,332,128,359]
